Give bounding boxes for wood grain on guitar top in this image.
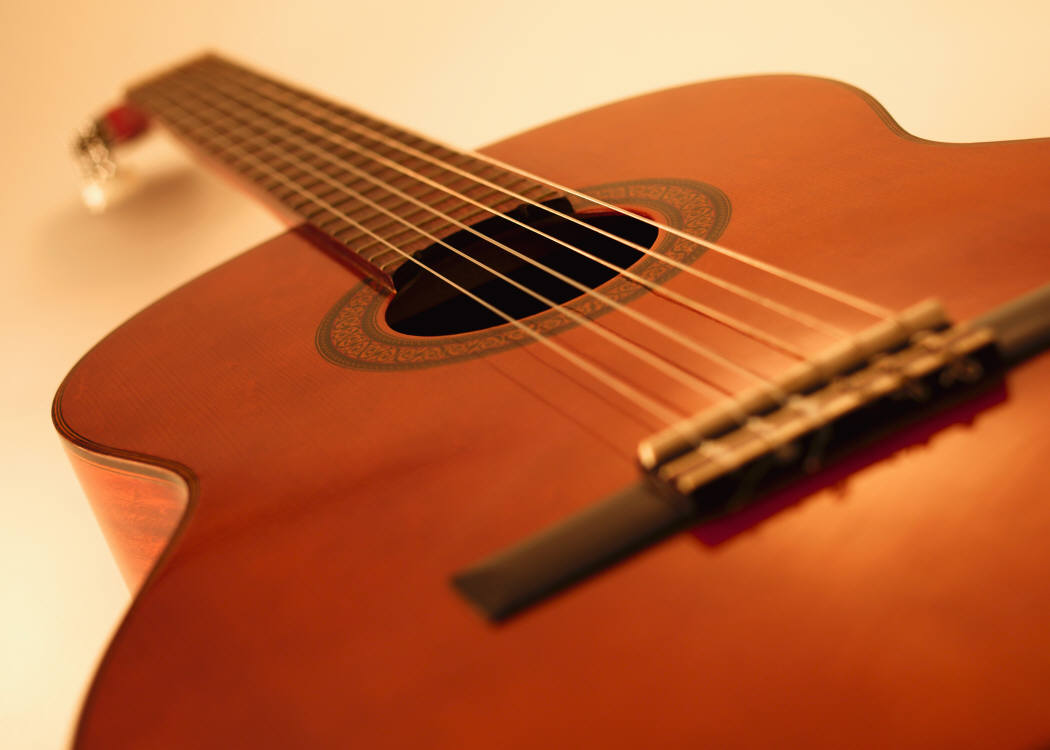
[55,75,1050,748]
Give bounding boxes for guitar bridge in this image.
[640,317,1002,514]
[453,299,1009,621]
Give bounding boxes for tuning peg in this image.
[73,104,149,212]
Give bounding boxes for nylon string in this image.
[152,72,804,400]
[126,58,905,445]
[189,55,893,325]
[167,64,830,362]
[142,91,744,428]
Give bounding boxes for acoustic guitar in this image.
[55,53,1050,748]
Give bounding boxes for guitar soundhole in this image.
[385,200,659,336]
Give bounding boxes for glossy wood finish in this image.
[56,75,1050,748]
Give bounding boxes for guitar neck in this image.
[127,54,560,286]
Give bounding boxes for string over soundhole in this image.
[385,201,658,336]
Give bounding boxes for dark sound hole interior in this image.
[385,200,659,336]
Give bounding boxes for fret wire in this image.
[186,55,874,334]
[147,68,813,366]
[189,58,561,199]
[200,65,554,210]
[141,83,791,394]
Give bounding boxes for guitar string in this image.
[150,74,805,396]
[182,57,852,345]
[188,54,893,325]
[174,54,915,463]
[162,66,816,362]
[141,101,691,428]
[132,70,871,461]
[176,57,898,408]
[146,88,828,462]
[131,56,907,449]
[144,89,754,418]
[139,69,878,442]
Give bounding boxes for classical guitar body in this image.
[56,71,1050,748]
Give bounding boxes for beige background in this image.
[2,1,1048,747]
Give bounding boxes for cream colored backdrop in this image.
[2,1,1048,747]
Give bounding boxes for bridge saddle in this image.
[638,299,1001,507]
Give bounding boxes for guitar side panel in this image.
[55,434,192,591]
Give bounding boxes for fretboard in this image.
[127,54,562,287]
